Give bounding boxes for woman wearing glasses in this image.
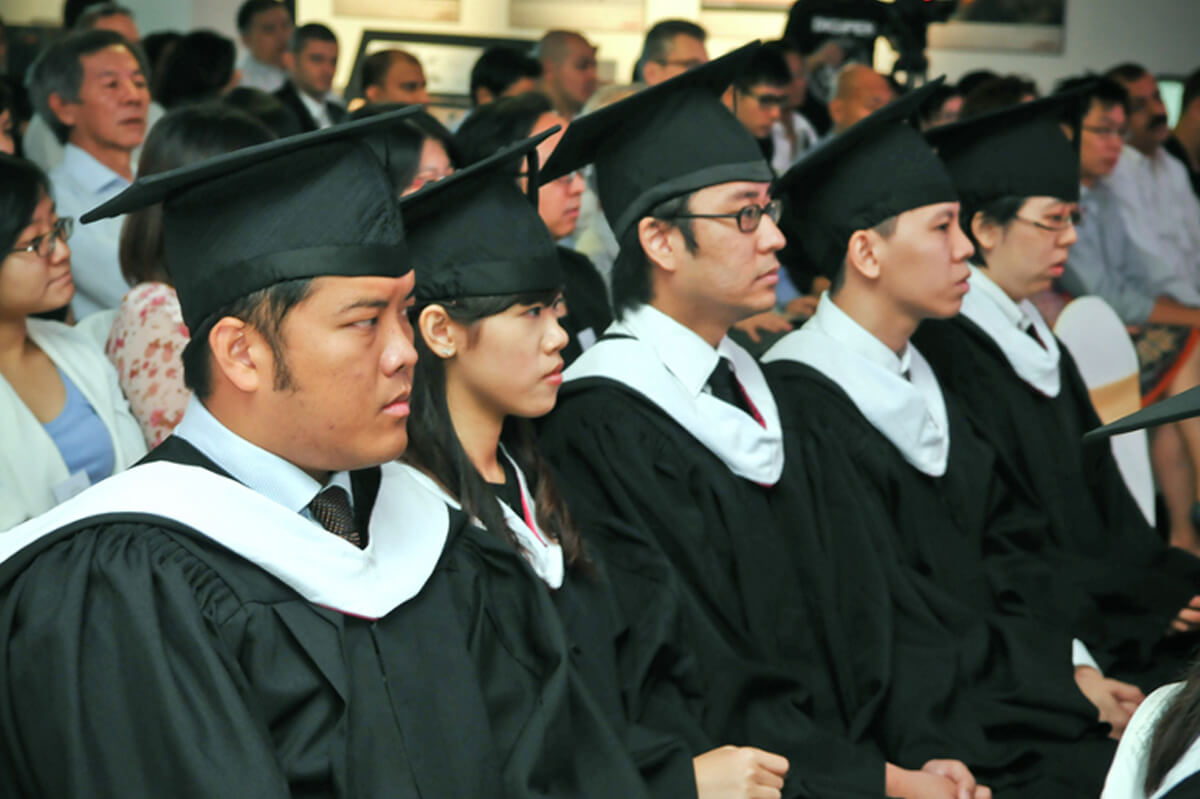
[0,153,145,530]
[914,96,1200,698]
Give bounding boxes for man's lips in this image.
[382,392,411,417]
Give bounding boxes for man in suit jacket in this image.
[274,23,345,132]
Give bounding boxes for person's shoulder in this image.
[25,315,102,353]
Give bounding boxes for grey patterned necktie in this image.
[308,486,362,548]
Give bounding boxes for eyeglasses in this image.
[670,199,783,233]
[8,217,74,258]
[1014,210,1081,232]
[517,169,582,187]
[741,90,789,109]
[1082,124,1128,139]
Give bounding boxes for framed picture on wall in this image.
[509,0,644,33]
[333,0,460,24]
[928,0,1066,54]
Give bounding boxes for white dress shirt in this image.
[298,89,335,129]
[238,53,288,93]
[50,144,132,319]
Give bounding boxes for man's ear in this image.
[208,316,266,394]
[637,216,680,276]
[46,92,76,127]
[281,50,295,73]
[364,84,381,104]
[970,211,999,255]
[418,304,458,358]
[845,229,883,282]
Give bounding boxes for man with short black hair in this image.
[722,44,791,142]
[236,0,293,93]
[536,30,597,119]
[1104,63,1200,293]
[361,49,430,106]
[1166,67,1200,199]
[274,23,343,132]
[633,19,708,85]
[469,46,541,107]
[28,28,150,317]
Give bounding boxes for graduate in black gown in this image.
[537,45,992,799]
[911,93,1200,690]
[454,91,612,365]
[762,82,1122,793]
[394,133,795,799]
[0,112,651,798]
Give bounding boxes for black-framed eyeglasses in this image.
[8,217,74,258]
[1014,209,1081,232]
[741,89,789,109]
[670,199,783,234]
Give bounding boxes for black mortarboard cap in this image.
[401,130,562,302]
[926,85,1090,210]
[775,79,958,276]
[1085,386,1200,443]
[538,42,773,245]
[81,107,421,331]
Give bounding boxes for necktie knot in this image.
[309,486,363,548]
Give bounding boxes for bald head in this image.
[829,63,894,133]
[537,29,597,117]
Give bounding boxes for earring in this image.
[441,349,453,357]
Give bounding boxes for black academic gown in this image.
[540,378,893,799]
[764,360,1119,796]
[557,246,613,366]
[0,437,652,799]
[914,315,1200,688]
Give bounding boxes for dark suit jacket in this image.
[273,81,346,133]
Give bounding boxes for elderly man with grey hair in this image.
[27,28,150,318]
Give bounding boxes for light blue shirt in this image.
[173,396,353,523]
[50,144,131,319]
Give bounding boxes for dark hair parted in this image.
[470,47,542,107]
[1053,74,1131,123]
[454,91,553,168]
[1145,660,1200,795]
[154,30,237,109]
[0,154,51,254]
[120,104,275,287]
[289,23,336,54]
[236,0,290,33]
[611,191,697,316]
[404,292,586,568]
[28,29,150,144]
[959,195,1024,266]
[182,278,313,400]
[732,44,791,93]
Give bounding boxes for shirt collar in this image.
[967,264,1028,329]
[618,303,724,396]
[174,395,350,515]
[62,143,130,195]
[297,89,328,126]
[813,294,912,377]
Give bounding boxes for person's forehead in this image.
[748,81,786,94]
[697,180,771,203]
[252,6,291,29]
[565,36,595,57]
[667,34,705,58]
[301,39,337,57]
[1086,100,1125,122]
[388,57,423,82]
[80,44,141,74]
[92,14,138,40]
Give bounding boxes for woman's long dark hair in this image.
[1146,660,1200,793]
[0,154,50,253]
[403,292,586,570]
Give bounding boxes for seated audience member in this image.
[29,29,151,319]
[469,46,541,107]
[536,30,598,120]
[723,43,790,147]
[154,30,240,109]
[1056,74,1200,553]
[235,0,292,93]
[1105,64,1200,290]
[539,47,997,799]
[0,154,145,531]
[763,81,1125,792]
[633,19,708,85]
[399,135,792,799]
[222,85,302,137]
[763,39,819,172]
[915,92,1200,689]
[349,102,458,195]
[827,63,894,135]
[455,92,609,364]
[958,75,1038,118]
[140,29,181,83]
[361,49,430,106]
[0,107,677,799]
[917,81,962,130]
[107,104,275,447]
[274,23,343,133]
[1166,68,1200,199]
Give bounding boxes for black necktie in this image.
[1024,322,1047,350]
[708,357,755,417]
[309,486,363,548]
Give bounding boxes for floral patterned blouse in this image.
[105,281,191,447]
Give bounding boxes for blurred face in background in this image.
[243,5,293,68]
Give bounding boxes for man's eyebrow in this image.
[338,298,390,313]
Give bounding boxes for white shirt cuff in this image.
[1072,638,1102,673]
